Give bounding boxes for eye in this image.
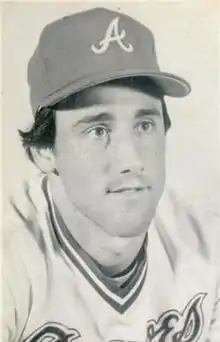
[135,120,154,134]
[86,125,109,139]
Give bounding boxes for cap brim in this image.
[37,69,191,113]
[144,71,191,97]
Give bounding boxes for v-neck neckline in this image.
[43,176,148,314]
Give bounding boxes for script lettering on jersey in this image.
[91,17,133,54]
[146,293,207,342]
[24,322,81,342]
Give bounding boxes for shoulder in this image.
[3,174,53,305]
[3,174,51,340]
[3,173,51,280]
[3,173,48,243]
[154,188,220,267]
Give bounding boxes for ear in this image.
[30,147,56,174]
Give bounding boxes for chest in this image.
[22,256,217,342]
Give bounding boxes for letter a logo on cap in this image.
[91,17,133,54]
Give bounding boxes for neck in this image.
[49,174,147,276]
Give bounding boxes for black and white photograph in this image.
[2,2,220,341]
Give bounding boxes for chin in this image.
[100,212,154,238]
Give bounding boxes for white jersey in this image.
[3,175,220,342]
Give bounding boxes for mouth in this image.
[106,186,151,194]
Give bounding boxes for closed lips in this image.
[107,186,147,193]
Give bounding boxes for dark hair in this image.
[19,107,56,163]
[19,78,171,162]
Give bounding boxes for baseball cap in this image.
[28,7,191,115]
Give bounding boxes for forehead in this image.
[76,83,162,107]
[79,84,160,106]
[56,83,162,126]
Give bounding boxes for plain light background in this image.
[2,1,220,215]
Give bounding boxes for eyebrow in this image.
[73,112,114,127]
[135,108,162,119]
[73,108,161,127]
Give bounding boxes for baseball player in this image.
[3,7,220,342]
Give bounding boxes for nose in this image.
[107,135,144,176]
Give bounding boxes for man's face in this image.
[54,83,166,237]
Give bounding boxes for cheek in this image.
[54,134,105,182]
[138,134,166,192]
[139,132,166,168]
